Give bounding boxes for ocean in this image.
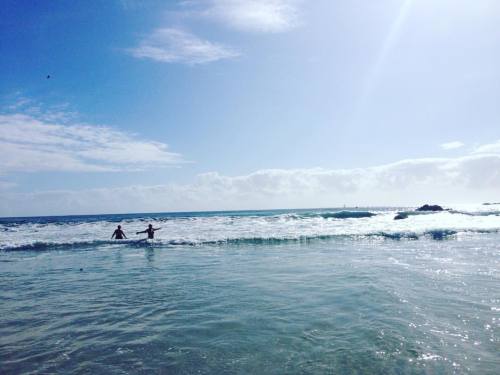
[1,206,499,374]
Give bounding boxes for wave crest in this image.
[2,228,498,252]
[297,211,377,219]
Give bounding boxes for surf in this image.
[2,205,500,252]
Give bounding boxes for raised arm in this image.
[136,230,146,234]
[153,227,161,231]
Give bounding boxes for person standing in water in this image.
[111,225,127,239]
[137,224,161,239]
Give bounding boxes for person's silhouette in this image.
[111,225,127,239]
[136,224,161,239]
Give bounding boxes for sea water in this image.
[1,206,499,374]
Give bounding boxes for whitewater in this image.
[1,205,499,374]
[2,204,500,251]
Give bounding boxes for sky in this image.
[1,0,499,216]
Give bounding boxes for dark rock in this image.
[416,204,444,212]
[394,213,408,220]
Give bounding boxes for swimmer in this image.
[111,225,127,240]
[136,224,161,239]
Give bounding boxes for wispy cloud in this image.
[441,141,464,150]
[3,153,500,216]
[126,1,300,64]
[205,0,300,33]
[0,112,182,173]
[129,28,239,64]
[4,93,78,123]
[474,139,500,154]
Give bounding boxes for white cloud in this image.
[126,1,300,64]
[129,28,239,64]
[441,141,464,150]
[6,95,33,111]
[0,113,182,173]
[5,93,78,123]
[2,153,500,216]
[474,139,500,154]
[205,0,300,33]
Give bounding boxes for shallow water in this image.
[1,231,499,374]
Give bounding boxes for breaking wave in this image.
[2,205,500,252]
[2,228,499,252]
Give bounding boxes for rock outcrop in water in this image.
[415,204,444,212]
[393,204,445,220]
[394,213,408,220]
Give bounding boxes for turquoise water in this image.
[1,208,499,373]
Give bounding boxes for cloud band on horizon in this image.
[2,152,500,216]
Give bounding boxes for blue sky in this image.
[1,0,500,216]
